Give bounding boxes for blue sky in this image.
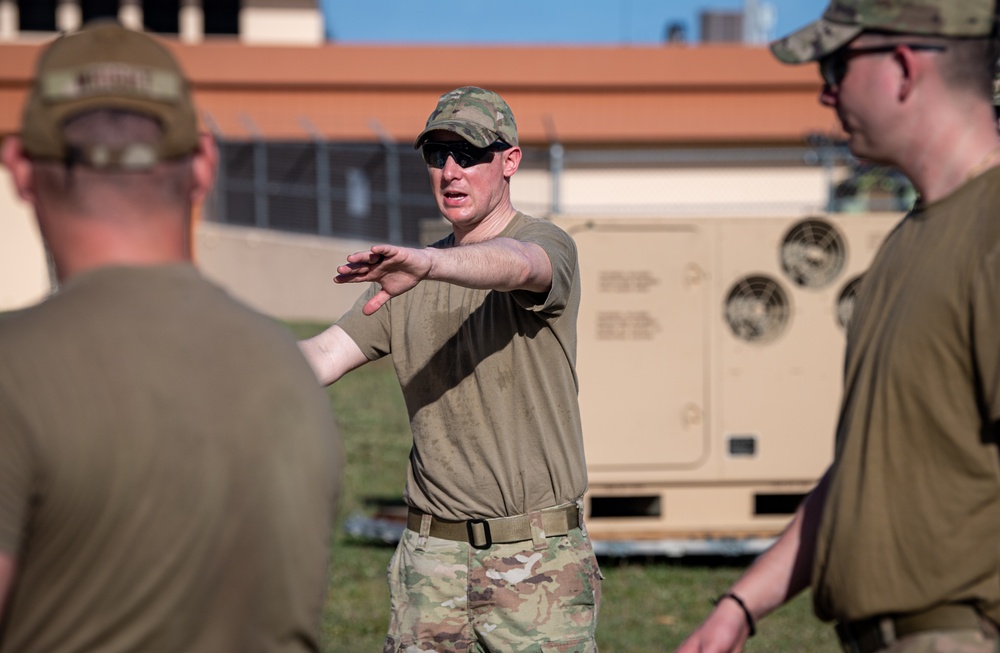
[320,0,830,46]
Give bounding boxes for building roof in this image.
[0,39,841,146]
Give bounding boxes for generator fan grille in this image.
[780,218,847,288]
[724,275,790,343]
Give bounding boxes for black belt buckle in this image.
[466,518,492,549]
[835,623,860,653]
[835,620,884,653]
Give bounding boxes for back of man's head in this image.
[3,21,212,277]
[22,19,199,171]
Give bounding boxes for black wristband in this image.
[714,592,757,637]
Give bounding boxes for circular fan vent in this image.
[724,275,791,343]
[837,275,863,328]
[780,218,847,288]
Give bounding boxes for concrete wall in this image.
[195,221,370,323]
[0,190,370,323]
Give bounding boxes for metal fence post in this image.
[370,119,402,244]
[550,142,564,215]
[240,114,269,229]
[543,115,563,216]
[300,117,332,236]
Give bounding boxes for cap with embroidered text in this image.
[21,20,198,169]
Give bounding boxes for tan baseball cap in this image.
[413,86,518,149]
[21,20,199,169]
[771,0,997,64]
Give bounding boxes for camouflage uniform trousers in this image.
[382,520,602,652]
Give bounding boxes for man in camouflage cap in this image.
[300,86,600,651]
[0,21,342,653]
[679,2,1000,652]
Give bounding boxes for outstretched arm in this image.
[335,238,552,315]
[298,325,369,387]
[675,468,831,653]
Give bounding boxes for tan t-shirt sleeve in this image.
[335,283,392,362]
[509,219,578,317]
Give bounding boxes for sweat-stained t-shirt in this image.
[336,212,588,521]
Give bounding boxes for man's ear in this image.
[1,135,37,205]
[894,44,921,102]
[190,132,218,205]
[502,145,521,178]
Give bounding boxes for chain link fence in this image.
[207,139,438,246]
[204,137,913,246]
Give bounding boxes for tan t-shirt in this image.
[0,265,342,653]
[337,212,588,521]
[812,166,1000,623]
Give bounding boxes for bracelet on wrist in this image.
[713,592,757,637]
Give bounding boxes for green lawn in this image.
[287,322,840,653]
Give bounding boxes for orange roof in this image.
[0,39,841,145]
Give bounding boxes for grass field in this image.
[287,322,841,653]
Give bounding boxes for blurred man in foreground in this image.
[0,22,342,653]
[678,1,1000,652]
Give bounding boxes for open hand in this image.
[334,245,432,315]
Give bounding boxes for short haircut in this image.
[34,109,194,211]
[936,37,1000,100]
[63,108,165,153]
[861,31,1000,101]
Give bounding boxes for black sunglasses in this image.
[420,140,511,169]
[819,43,946,88]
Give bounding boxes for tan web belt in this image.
[835,603,985,653]
[406,504,580,549]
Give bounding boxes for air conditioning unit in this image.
[553,213,900,556]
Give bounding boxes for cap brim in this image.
[413,120,496,149]
[770,18,862,64]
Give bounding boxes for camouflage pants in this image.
[382,522,602,652]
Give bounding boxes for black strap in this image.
[714,592,757,638]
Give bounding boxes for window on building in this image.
[143,0,179,34]
[18,0,57,32]
[81,0,120,23]
[203,0,239,36]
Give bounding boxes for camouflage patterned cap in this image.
[21,20,199,169]
[771,0,998,64]
[413,86,518,149]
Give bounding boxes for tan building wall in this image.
[513,166,832,218]
[242,0,323,45]
[0,173,49,311]
[0,0,323,45]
